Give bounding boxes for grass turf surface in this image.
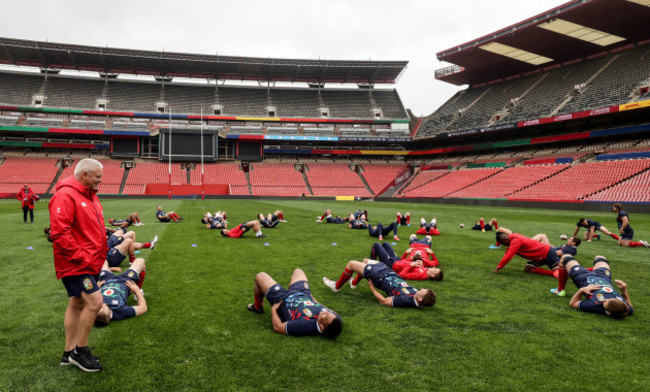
[1,198,649,391]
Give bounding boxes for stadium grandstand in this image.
[1,0,650,207]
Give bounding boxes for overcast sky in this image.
[2,0,567,116]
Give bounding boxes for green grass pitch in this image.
[1,198,649,391]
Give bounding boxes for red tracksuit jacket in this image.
[49,176,107,279]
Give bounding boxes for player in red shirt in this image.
[221,220,267,238]
[416,217,440,236]
[400,234,438,267]
[370,242,442,281]
[493,228,574,296]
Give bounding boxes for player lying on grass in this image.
[106,227,157,272]
[612,203,649,248]
[349,215,368,229]
[472,217,499,232]
[416,217,440,236]
[370,242,443,281]
[323,259,436,308]
[108,212,143,227]
[558,254,633,319]
[220,220,267,238]
[316,209,349,223]
[93,258,148,327]
[156,205,182,223]
[573,218,618,242]
[247,268,342,338]
[201,210,227,224]
[395,211,410,226]
[203,211,227,229]
[401,234,438,267]
[367,221,399,241]
[258,210,286,228]
[493,228,570,295]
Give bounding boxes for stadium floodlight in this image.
[627,0,650,7]
[537,19,625,47]
[478,42,553,65]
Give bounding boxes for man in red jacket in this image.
[17,184,38,223]
[49,158,107,372]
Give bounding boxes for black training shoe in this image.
[247,304,264,314]
[69,349,102,372]
[60,352,71,366]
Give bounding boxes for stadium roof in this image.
[0,37,407,84]
[435,0,650,86]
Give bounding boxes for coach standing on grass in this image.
[17,183,38,223]
[49,158,107,372]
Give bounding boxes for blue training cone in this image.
[331,242,337,246]
[191,244,198,248]
[26,246,34,250]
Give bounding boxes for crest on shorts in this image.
[83,278,93,290]
[605,270,610,276]
[303,282,309,290]
[128,271,135,278]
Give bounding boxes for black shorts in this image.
[621,227,634,240]
[265,280,310,306]
[62,274,100,297]
[106,248,126,268]
[398,216,408,225]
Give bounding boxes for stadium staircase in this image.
[244,171,253,195]
[356,169,375,195]
[502,164,573,198]
[441,87,493,133]
[549,55,620,117]
[301,171,314,195]
[580,165,650,201]
[47,163,66,194]
[119,167,130,194]
[440,168,504,197]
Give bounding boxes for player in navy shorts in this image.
[258,210,286,228]
[558,254,633,318]
[94,258,148,326]
[247,268,342,338]
[472,217,498,231]
[613,203,648,248]
[323,259,435,308]
[156,205,182,223]
[395,211,410,226]
[573,218,618,242]
[367,221,399,241]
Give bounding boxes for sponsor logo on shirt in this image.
[303,309,313,317]
[81,202,87,207]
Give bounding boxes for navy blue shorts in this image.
[409,238,432,247]
[398,216,408,225]
[106,248,126,268]
[363,262,391,285]
[107,234,125,248]
[158,217,171,223]
[525,247,560,269]
[62,274,100,297]
[621,227,634,240]
[265,280,310,306]
[472,224,492,231]
[569,265,612,289]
